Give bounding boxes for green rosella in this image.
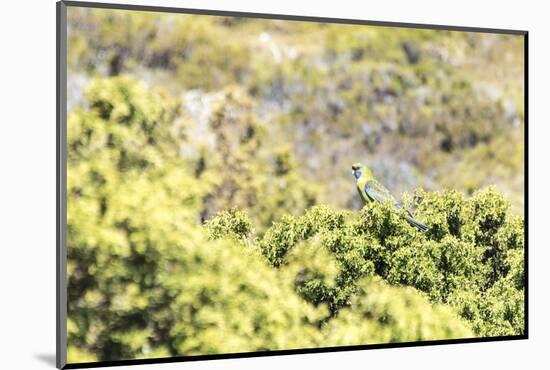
[351,163,428,232]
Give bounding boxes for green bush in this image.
[208,188,525,336]
[324,277,473,345]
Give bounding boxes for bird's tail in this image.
[405,215,429,232]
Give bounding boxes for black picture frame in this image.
[56,1,529,368]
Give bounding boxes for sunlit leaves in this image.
[209,188,524,335]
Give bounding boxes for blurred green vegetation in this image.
[66,7,525,364]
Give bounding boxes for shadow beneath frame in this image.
[34,353,57,367]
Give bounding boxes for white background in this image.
[0,0,547,368]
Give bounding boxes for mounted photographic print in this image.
[56,1,528,368]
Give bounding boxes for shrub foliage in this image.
[209,188,525,336]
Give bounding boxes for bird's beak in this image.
[351,169,356,177]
